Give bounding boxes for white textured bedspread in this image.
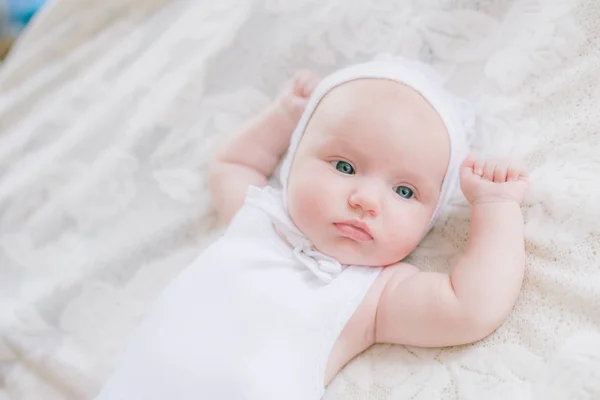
[0,0,599,398]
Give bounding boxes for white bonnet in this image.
[279,55,475,233]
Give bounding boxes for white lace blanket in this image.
[0,0,599,398]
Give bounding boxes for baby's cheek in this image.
[290,186,325,227]
[379,213,426,263]
[288,177,332,233]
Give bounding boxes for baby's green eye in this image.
[333,161,355,175]
[395,186,414,199]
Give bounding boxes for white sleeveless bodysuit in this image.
[95,57,474,400]
[95,186,382,400]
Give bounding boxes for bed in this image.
[0,0,599,398]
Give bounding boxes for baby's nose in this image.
[348,185,380,216]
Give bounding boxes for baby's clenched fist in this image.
[277,70,321,123]
[460,154,529,205]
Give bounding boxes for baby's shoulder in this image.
[351,262,420,325]
[348,263,419,326]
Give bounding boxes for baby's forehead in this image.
[313,78,441,124]
[303,77,451,171]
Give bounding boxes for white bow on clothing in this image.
[245,185,342,284]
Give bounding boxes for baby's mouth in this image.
[333,221,373,242]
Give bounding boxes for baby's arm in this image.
[375,155,528,347]
[209,71,320,224]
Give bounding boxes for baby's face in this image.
[287,79,450,266]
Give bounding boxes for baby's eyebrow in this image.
[396,169,428,183]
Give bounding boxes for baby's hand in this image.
[277,70,321,122]
[460,154,529,205]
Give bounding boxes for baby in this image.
[95,58,528,399]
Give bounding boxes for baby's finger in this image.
[473,158,486,176]
[460,154,478,184]
[461,153,477,169]
[289,71,308,95]
[303,74,321,97]
[517,164,529,180]
[483,160,496,181]
[493,161,509,182]
[506,164,520,181]
[509,161,529,181]
[294,70,319,97]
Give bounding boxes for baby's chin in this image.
[315,237,413,267]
